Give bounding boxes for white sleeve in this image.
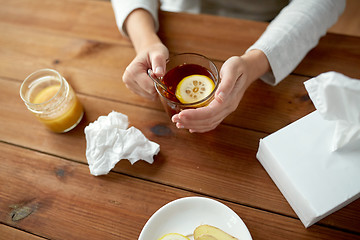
[111,0,159,37]
[247,0,346,86]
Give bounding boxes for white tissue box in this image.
[257,111,360,227]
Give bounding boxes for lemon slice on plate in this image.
[158,233,190,240]
[175,75,215,104]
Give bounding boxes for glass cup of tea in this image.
[149,53,220,117]
[20,68,84,133]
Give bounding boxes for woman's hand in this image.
[123,43,169,100]
[171,50,270,133]
[122,9,169,100]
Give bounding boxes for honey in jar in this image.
[20,69,84,133]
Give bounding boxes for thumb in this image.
[215,57,242,103]
[151,53,167,78]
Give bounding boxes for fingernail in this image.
[172,115,179,123]
[178,113,186,121]
[155,67,164,75]
[176,123,184,129]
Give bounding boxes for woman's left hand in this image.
[171,56,253,133]
[171,50,270,133]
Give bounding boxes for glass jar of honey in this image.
[20,69,84,133]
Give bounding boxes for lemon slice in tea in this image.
[158,233,190,240]
[175,75,215,104]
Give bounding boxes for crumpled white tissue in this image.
[84,111,160,176]
[304,72,360,151]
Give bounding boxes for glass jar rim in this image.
[20,68,64,106]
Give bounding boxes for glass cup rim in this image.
[20,68,64,106]
[154,52,220,107]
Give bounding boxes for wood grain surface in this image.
[1,0,359,239]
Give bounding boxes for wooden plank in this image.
[0,143,184,240]
[226,75,316,132]
[0,0,126,45]
[158,11,268,61]
[0,224,45,240]
[0,21,152,108]
[1,143,359,240]
[328,0,360,37]
[0,23,315,133]
[294,33,360,78]
[0,0,359,78]
[1,78,359,233]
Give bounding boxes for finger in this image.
[175,101,225,131]
[150,52,168,78]
[178,99,222,121]
[124,81,156,100]
[184,111,224,133]
[186,119,222,133]
[175,116,219,132]
[140,73,157,95]
[123,68,156,98]
[188,119,223,133]
[171,113,180,124]
[216,57,243,103]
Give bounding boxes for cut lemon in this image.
[158,233,190,240]
[175,75,215,104]
[194,225,238,240]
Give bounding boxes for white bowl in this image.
[138,196,252,240]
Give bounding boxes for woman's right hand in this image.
[122,8,169,100]
[122,42,169,100]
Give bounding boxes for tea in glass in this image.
[153,53,219,117]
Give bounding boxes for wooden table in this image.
[1,0,360,239]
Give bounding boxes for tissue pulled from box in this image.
[304,72,360,151]
[84,111,160,176]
